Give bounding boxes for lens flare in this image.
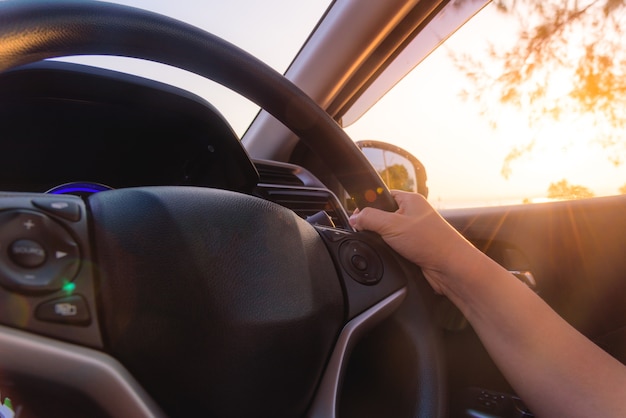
[364,189,377,202]
[62,281,76,294]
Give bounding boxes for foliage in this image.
[378,164,415,192]
[452,0,626,177]
[547,179,595,199]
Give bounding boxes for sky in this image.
[75,0,626,209]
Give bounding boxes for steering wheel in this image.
[0,1,446,417]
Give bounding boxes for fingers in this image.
[349,206,396,233]
[350,191,432,234]
[350,190,425,231]
[390,190,430,216]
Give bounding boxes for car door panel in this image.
[440,195,626,401]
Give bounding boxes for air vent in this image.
[256,185,351,229]
[255,162,305,187]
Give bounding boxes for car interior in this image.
[0,1,625,417]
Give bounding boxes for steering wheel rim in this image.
[0,0,396,211]
[0,1,446,417]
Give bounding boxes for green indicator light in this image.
[62,281,76,294]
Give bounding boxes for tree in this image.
[452,0,626,178]
[378,164,415,192]
[547,179,595,200]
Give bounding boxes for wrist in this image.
[432,240,498,315]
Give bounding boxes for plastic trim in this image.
[307,287,407,418]
[0,325,165,417]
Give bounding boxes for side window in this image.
[346,1,626,209]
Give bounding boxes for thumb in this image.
[349,207,397,234]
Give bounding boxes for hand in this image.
[349,190,477,296]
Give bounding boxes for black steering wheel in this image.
[0,1,446,417]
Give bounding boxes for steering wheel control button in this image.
[339,240,383,285]
[35,295,91,325]
[32,198,81,222]
[0,210,81,292]
[351,254,369,271]
[9,239,47,268]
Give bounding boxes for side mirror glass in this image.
[356,140,428,198]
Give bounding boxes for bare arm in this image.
[349,191,626,418]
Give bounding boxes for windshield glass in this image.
[58,0,332,137]
[346,1,626,209]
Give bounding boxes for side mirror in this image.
[356,140,428,198]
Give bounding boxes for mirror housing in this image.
[356,140,428,198]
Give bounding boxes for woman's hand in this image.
[349,190,478,296]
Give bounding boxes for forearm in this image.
[444,246,626,418]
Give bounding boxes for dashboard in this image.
[0,61,350,229]
[0,62,258,194]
